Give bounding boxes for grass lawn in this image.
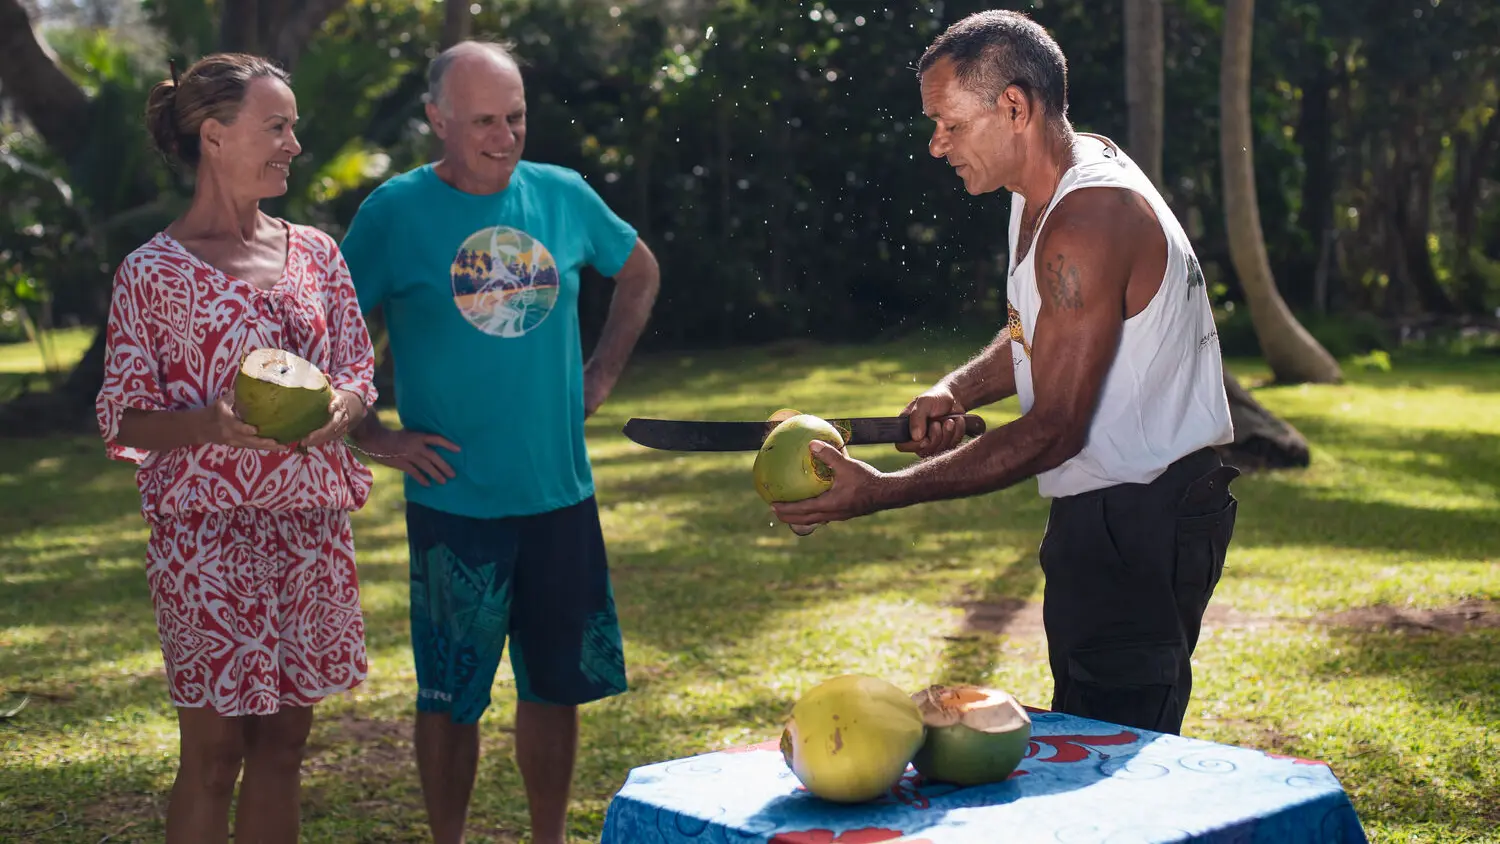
[1,333,1497,843]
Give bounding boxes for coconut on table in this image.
[779,676,1032,804]
[605,674,1371,843]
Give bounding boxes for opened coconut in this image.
[780,674,927,803]
[233,348,334,445]
[753,413,845,536]
[910,685,1032,786]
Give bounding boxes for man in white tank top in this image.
[772,10,1240,737]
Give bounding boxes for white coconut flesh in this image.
[235,348,334,444]
[241,349,328,391]
[913,685,1030,733]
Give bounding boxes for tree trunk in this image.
[0,0,349,435]
[0,0,93,164]
[1216,371,1310,471]
[271,0,349,71]
[441,0,472,48]
[1220,0,1342,385]
[1377,123,1453,317]
[1293,58,1336,314]
[1123,0,1164,187]
[1450,105,1500,311]
[219,0,260,53]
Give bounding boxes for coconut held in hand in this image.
[779,674,927,803]
[910,684,1032,786]
[752,411,846,536]
[233,348,334,445]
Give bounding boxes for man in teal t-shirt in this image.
[343,40,659,844]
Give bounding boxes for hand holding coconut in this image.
[767,439,887,530]
[197,397,289,451]
[298,390,367,450]
[753,413,892,534]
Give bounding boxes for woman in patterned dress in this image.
[95,53,378,843]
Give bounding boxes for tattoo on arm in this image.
[1042,253,1083,310]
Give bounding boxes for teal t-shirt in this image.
[341,161,639,519]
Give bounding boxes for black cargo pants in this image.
[1039,447,1239,736]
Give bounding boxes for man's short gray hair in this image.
[426,40,522,109]
[917,10,1068,120]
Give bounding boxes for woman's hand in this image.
[299,390,367,450]
[197,398,289,451]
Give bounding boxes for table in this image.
[600,709,1369,843]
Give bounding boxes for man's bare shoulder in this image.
[1031,186,1162,314]
[1044,186,1160,249]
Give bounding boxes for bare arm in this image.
[343,304,460,486]
[771,190,1141,528]
[116,404,285,453]
[878,189,1135,506]
[115,407,209,451]
[936,334,1018,411]
[584,238,660,415]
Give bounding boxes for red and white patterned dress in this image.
[96,220,378,717]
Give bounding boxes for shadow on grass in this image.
[0,750,170,844]
[0,438,166,690]
[1229,482,1497,561]
[1287,416,1500,494]
[1292,627,1500,834]
[933,550,1046,689]
[584,460,1047,661]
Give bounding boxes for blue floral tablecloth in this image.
[600,709,1368,843]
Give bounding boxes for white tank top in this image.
[1007,133,1234,498]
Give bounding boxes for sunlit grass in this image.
[1,338,1497,842]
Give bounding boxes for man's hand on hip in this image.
[359,426,460,487]
[583,360,615,418]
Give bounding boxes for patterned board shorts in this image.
[405,495,628,724]
[145,507,368,716]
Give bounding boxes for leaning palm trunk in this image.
[1220,0,1342,385]
[1119,0,1312,471]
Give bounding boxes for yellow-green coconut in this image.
[753,413,845,536]
[233,348,334,445]
[779,674,927,803]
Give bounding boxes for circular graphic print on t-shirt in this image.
[450,226,559,338]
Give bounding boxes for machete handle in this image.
[904,413,986,440]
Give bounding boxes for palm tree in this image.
[1220,0,1343,385]
[1123,0,1313,469]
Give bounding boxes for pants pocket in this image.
[1062,639,1183,733]
[1174,495,1238,602]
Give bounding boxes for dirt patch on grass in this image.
[949,598,1278,638]
[304,713,414,776]
[1315,599,1500,634]
[301,714,521,841]
[82,791,163,841]
[949,597,1500,639]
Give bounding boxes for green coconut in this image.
[910,684,1032,786]
[779,674,927,803]
[766,407,803,424]
[752,413,846,536]
[233,348,334,445]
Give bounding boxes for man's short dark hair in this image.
[917,10,1069,120]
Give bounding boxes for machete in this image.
[621,414,986,452]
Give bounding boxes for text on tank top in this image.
[1006,133,1234,498]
